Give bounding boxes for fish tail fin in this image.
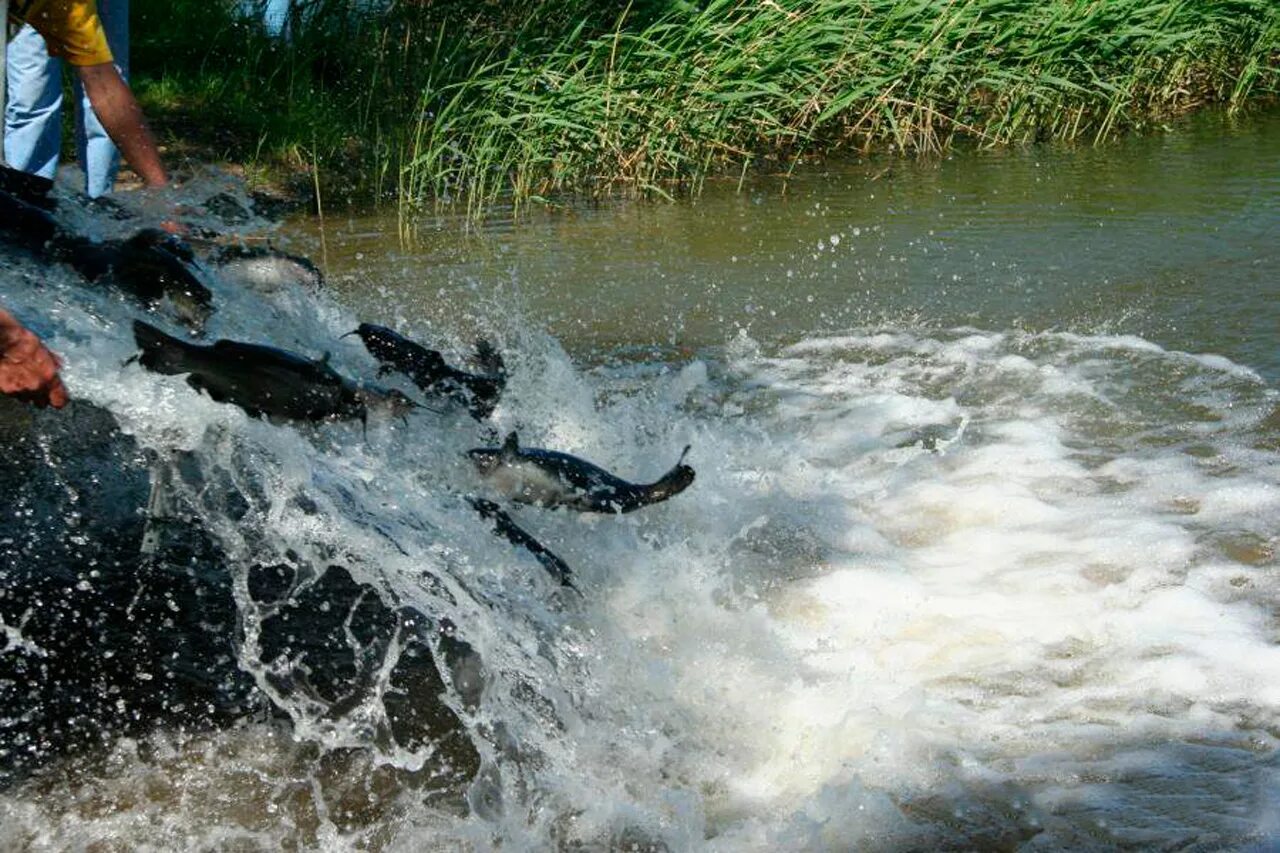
[641,447,696,507]
[131,320,192,375]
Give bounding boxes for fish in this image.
[201,192,253,226]
[56,229,215,329]
[130,320,416,424]
[0,185,63,250]
[0,189,213,329]
[467,432,695,514]
[467,497,577,590]
[209,244,324,293]
[0,164,55,211]
[348,323,504,420]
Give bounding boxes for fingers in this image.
[44,374,69,409]
[0,322,70,409]
[12,379,67,408]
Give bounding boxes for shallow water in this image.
[1,109,1279,850]
[306,109,1280,381]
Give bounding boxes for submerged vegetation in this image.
[135,0,1280,212]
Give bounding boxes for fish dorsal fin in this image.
[503,431,520,455]
[320,350,331,365]
[677,444,692,465]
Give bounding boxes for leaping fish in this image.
[348,323,504,420]
[467,497,577,590]
[62,229,215,329]
[467,432,695,514]
[131,320,415,425]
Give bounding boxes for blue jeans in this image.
[4,0,130,198]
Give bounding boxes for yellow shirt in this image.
[9,0,113,66]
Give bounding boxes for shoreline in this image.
[130,0,1279,215]
[135,101,1280,221]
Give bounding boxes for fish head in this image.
[217,251,323,294]
[355,324,441,371]
[468,431,519,474]
[123,228,198,264]
[117,228,215,325]
[131,319,192,374]
[169,290,215,332]
[467,445,504,474]
[349,323,405,361]
[353,383,421,419]
[349,323,449,381]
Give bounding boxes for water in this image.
[309,109,1280,381]
[1,110,1278,850]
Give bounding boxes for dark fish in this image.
[131,320,416,424]
[56,229,214,329]
[201,192,253,225]
[210,244,324,293]
[0,164,55,210]
[349,323,504,420]
[468,432,695,514]
[467,497,577,590]
[891,420,965,453]
[0,185,63,250]
[0,188,212,329]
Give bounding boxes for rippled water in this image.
[307,109,1280,381]
[1,110,1278,850]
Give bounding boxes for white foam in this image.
[5,235,1280,850]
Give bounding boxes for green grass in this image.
[131,0,1280,214]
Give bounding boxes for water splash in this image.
[2,180,1279,850]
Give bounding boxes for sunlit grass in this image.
[400,0,1280,215]
[132,0,1279,213]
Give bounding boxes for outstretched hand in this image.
[0,309,68,409]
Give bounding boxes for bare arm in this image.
[76,62,169,188]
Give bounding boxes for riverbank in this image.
[133,0,1279,214]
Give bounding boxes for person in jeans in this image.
[1,0,176,410]
[6,0,129,197]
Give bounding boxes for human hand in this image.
[0,309,69,409]
[131,184,195,236]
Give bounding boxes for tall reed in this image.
[400,0,1280,213]
[131,0,1279,212]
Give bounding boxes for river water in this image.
[1,109,1278,850]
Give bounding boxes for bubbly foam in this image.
[2,201,1278,850]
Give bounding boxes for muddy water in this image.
[304,109,1279,380]
[1,109,1278,850]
